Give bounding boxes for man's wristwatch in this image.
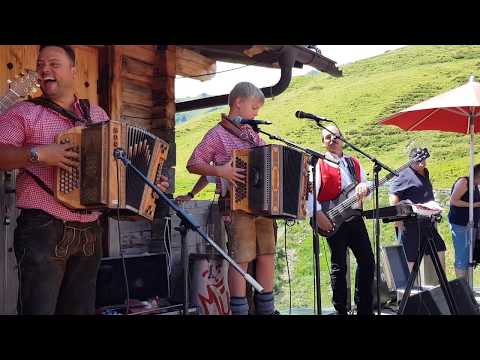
[29,147,40,164]
[187,192,195,199]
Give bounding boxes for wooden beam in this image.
[122,103,152,119]
[122,78,153,108]
[120,115,152,130]
[115,45,156,65]
[121,56,155,87]
[176,47,216,81]
[122,56,154,78]
[121,71,154,87]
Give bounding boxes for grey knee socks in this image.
[254,291,275,315]
[230,296,249,315]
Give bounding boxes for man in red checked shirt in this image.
[0,45,169,315]
[187,82,277,315]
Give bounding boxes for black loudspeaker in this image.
[95,253,169,308]
[354,265,395,310]
[404,278,479,315]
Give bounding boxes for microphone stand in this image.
[312,121,398,315]
[113,148,264,316]
[251,125,337,315]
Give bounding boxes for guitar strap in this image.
[344,156,360,184]
[335,156,359,199]
[218,117,257,147]
[28,97,92,126]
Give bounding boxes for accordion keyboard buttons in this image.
[234,157,247,203]
[58,141,81,194]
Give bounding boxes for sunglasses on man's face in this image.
[324,134,339,141]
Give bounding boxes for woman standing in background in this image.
[448,164,480,279]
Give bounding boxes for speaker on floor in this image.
[95,253,169,308]
[403,278,479,315]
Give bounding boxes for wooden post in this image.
[151,45,176,194]
[152,45,176,131]
[109,46,124,122]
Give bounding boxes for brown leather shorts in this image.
[224,210,276,263]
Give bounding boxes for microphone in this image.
[231,116,272,126]
[295,111,334,123]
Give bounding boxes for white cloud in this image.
[317,45,406,66]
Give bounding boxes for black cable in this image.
[321,237,332,287]
[115,159,130,315]
[176,62,259,80]
[312,239,317,315]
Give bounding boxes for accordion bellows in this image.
[231,144,309,219]
[54,120,169,221]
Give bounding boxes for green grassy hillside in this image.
[175,45,480,311]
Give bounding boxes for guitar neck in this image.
[327,158,418,216]
[366,159,416,193]
[0,90,20,115]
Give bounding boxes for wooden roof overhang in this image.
[174,45,341,112]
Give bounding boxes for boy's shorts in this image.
[225,210,276,263]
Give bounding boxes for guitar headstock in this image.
[7,70,39,98]
[411,148,430,163]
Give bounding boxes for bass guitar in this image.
[316,148,430,237]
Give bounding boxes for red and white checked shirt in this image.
[0,98,109,222]
[187,114,266,195]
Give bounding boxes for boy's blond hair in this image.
[228,82,265,107]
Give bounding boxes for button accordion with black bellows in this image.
[54,120,169,221]
[231,144,310,219]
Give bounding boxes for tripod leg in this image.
[398,237,429,315]
[426,234,458,315]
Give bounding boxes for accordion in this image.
[231,144,310,219]
[54,120,169,221]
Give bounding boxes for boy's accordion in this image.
[231,144,310,219]
[54,120,169,221]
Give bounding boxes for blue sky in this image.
[175,45,406,99]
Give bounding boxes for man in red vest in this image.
[308,125,375,315]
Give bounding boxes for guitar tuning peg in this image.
[19,71,25,76]
[7,79,12,84]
